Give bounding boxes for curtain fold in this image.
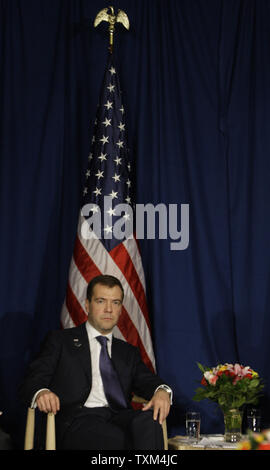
[0,0,270,445]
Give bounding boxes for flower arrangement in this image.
[238,430,270,450]
[193,363,264,412]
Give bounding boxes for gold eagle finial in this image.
[94,6,130,53]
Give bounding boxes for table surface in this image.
[168,434,244,450]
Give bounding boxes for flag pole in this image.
[61,5,156,372]
[94,5,130,54]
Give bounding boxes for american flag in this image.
[61,54,156,372]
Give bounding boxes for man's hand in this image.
[142,389,171,425]
[36,390,60,415]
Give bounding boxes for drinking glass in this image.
[247,408,261,433]
[186,412,201,440]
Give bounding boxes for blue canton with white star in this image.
[82,55,133,251]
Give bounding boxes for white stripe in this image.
[112,325,126,341]
[78,215,155,366]
[123,237,146,291]
[68,257,88,313]
[61,302,76,329]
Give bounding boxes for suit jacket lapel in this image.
[69,322,92,386]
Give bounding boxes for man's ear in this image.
[85,299,90,313]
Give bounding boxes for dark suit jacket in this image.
[19,322,165,443]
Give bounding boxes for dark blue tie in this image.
[96,335,127,410]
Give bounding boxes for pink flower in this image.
[209,375,218,385]
[233,375,241,385]
[204,371,218,386]
[242,366,251,376]
[232,364,251,379]
[233,363,243,375]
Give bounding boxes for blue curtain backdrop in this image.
[1,0,270,448]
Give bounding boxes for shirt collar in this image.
[85,320,113,343]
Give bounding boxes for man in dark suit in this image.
[19,275,172,450]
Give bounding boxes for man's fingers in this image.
[36,391,60,414]
[153,400,170,424]
[142,402,170,424]
[142,401,152,411]
[157,404,169,425]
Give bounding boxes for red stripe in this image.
[109,243,151,330]
[65,282,88,325]
[73,235,101,282]
[118,306,155,373]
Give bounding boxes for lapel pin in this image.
[73,338,82,348]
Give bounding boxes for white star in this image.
[85,170,90,178]
[90,204,99,213]
[114,156,122,165]
[104,100,113,110]
[116,140,124,148]
[118,122,125,131]
[109,66,116,75]
[93,187,102,196]
[95,170,104,179]
[126,179,131,188]
[104,225,113,234]
[83,188,88,195]
[88,153,93,161]
[125,196,131,204]
[127,162,131,171]
[98,152,107,161]
[107,207,116,216]
[107,84,115,92]
[102,118,111,127]
[109,190,118,199]
[92,135,95,143]
[119,105,124,114]
[123,213,130,221]
[112,173,121,182]
[100,135,109,145]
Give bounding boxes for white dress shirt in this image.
[83,322,111,408]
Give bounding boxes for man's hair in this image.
[86,275,124,301]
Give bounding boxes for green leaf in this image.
[249,379,259,388]
[196,362,206,373]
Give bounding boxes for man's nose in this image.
[105,301,113,312]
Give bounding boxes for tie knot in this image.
[96,335,108,347]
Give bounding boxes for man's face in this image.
[85,283,123,334]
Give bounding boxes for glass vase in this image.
[223,408,243,443]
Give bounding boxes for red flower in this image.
[201,377,207,386]
[245,373,252,379]
[217,369,235,378]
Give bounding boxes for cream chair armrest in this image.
[24,407,35,450]
[24,407,56,450]
[46,412,56,450]
[162,418,168,450]
[132,394,147,404]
